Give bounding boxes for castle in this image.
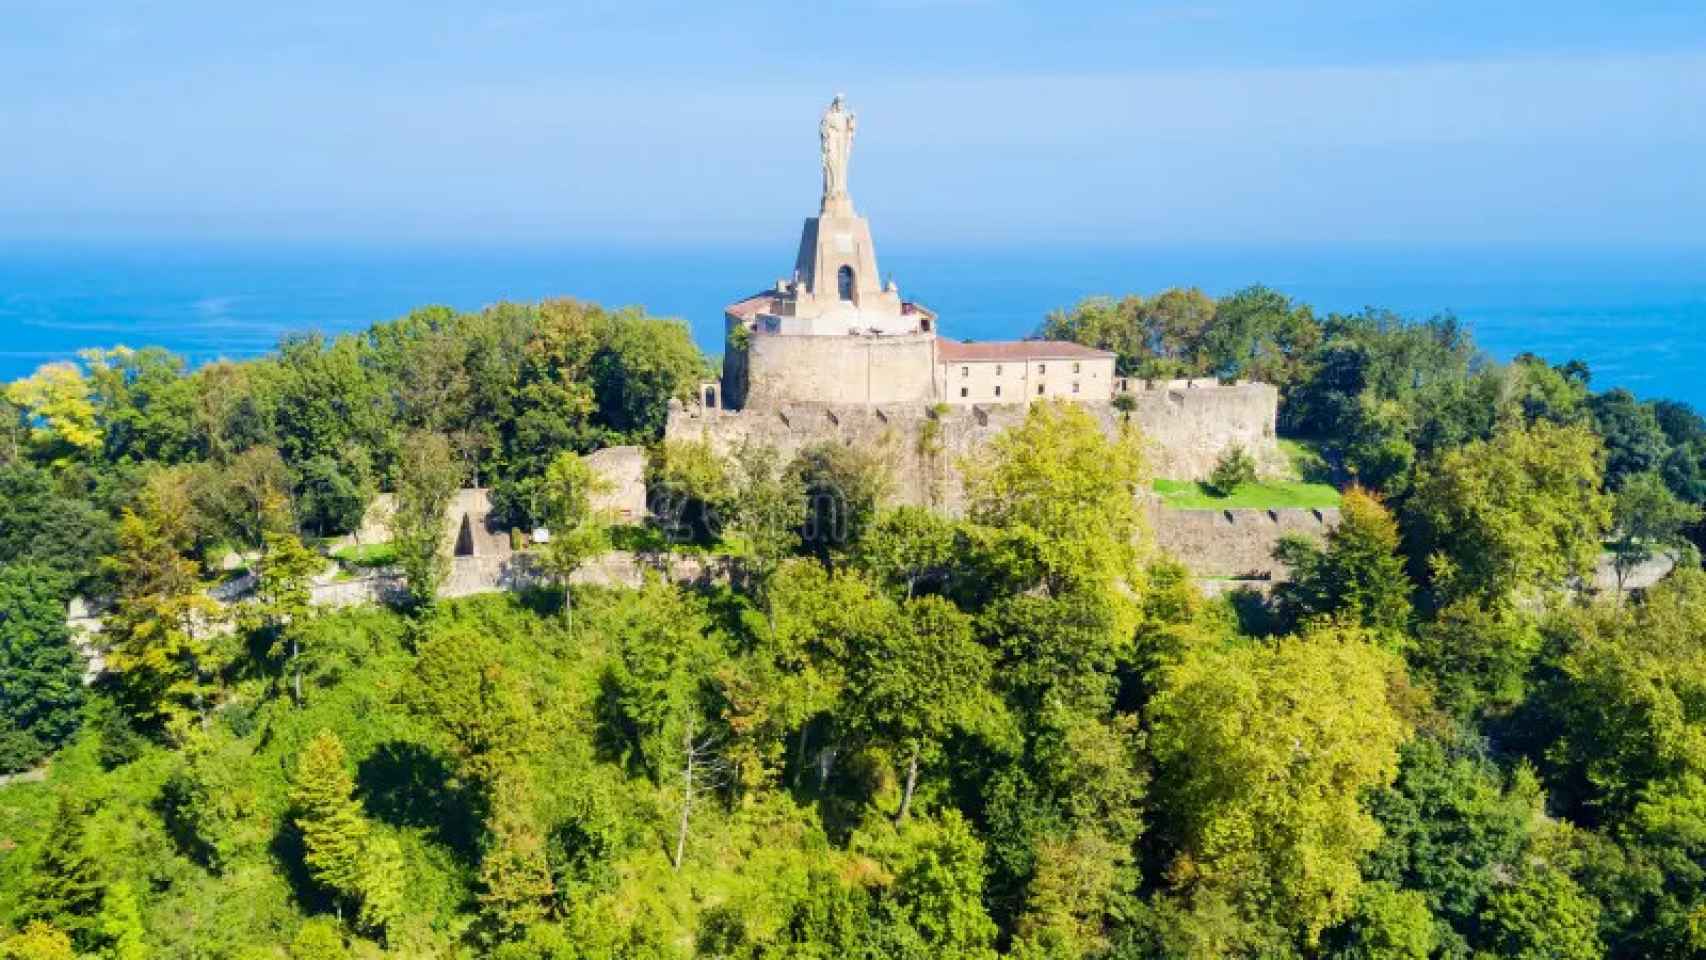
[666,95,1286,504]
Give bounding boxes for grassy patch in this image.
[331,542,397,568]
[1277,437,1334,483]
[1154,477,1342,510]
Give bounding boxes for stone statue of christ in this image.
[820,94,856,210]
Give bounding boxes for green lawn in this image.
[1154,477,1342,510]
[331,542,397,568]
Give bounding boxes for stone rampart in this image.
[667,382,1284,509]
[1149,504,1341,579]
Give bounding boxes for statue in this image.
[819,94,856,211]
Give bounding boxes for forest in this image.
[4,288,1706,959]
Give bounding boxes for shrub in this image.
[1210,445,1258,496]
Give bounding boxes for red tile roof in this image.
[936,339,1116,363]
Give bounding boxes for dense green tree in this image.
[0,466,112,590]
[728,441,806,620]
[18,796,104,948]
[962,401,1146,597]
[5,362,101,462]
[535,451,611,624]
[241,531,322,704]
[1477,867,1603,960]
[390,430,462,610]
[101,508,224,730]
[477,773,557,940]
[289,729,370,909]
[1590,387,1670,490]
[647,438,734,545]
[0,922,76,960]
[788,439,892,558]
[294,452,372,538]
[588,311,706,439]
[96,880,148,960]
[1406,419,1609,606]
[1273,487,1413,642]
[854,505,957,601]
[848,595,997,821]
[407,624,538,787]
[0,565,84,771]
[1147,624,1412,946]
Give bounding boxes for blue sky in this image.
[3,1,1704,250]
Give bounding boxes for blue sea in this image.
[2,244,1704,408]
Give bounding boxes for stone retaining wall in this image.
[1150,504,1341,579]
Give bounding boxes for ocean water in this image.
[2,244,1703,408]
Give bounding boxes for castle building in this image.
[714,94,1117,412]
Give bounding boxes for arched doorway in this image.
[837,265,855,301]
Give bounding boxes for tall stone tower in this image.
[719,96,940,409]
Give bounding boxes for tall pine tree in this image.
[19,795,104,948]
[289,730,369,911]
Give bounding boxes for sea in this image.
[2,244,1704,409]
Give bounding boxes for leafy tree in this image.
[1406,419,1609,606]
[788,439,891,558]
[848,595,996,822]
[356,832,406,941]
[1324,881,1436,960]
[289,729,370,911]
[0,565,84,772]
[1531,569,1706,823]
[18,796,104,948]
[1477,868,1603,960]
[287,919,349,960]
[535,451,611,624]
[101,508,224,730]
[0,922,76,960]
[728,441,805,620]
[1590,387,1670,490]
[407,624,538,788]
[97,880,149,960]
[588,311,706,439]
[5,362,101,461]
[854,812,1001,959]
[478,773,556,940]
[962,401,1146,597]
[0,465,113,590]
[854,505,957,601]
[295,452,372,538]
[1608,470,1701,594]
[647,438,734,545]
[81,347,199,464]
[1147,624,1412,945]
[1362,730,1542,952]
[240,531,322,704]
[390,430,462,610]
[1272,487,1413,642]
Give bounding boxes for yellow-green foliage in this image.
[1148,623,1413,945]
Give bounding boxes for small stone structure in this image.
[585,445,648,522]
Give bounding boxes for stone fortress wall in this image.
[670,378,1287,506]
[733,331,941,410]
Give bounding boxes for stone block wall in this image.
[666,382,1285,512]
[737,333,941,409]
[1149,503,1341,579]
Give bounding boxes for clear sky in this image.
[4,1,1704,251]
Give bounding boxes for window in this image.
[959,387,968,398]
[1072,382,1080,394]
[1073,362,1081,373]
[961,366,969,377]
[995,364,1003,375]
[837,265,855,301]
[994,385,1002,397]
[1037,383,1045,395]
[1038,363,1046,374]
